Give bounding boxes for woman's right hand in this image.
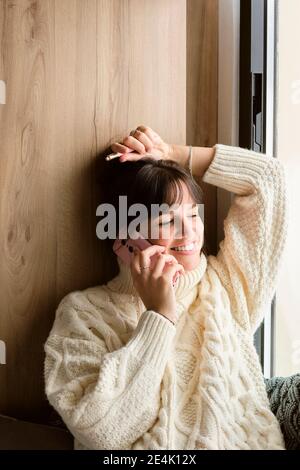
[110,125,172,162]
[130,245,185,325]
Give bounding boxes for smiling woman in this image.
[44,127,289,450]
[95,157,207,282]
[146,182,204,271]
[98,153,208,265]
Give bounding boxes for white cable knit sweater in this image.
[44,143,289,450]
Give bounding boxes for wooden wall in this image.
[0,0,218,425]
[187,0,218,255]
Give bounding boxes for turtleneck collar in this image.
[106,252,207,300]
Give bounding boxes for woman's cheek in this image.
[157,226,173,245]
[195,219,204,236]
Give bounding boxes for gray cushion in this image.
[265,374,300,450]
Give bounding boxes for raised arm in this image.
[199,143,289,333]
[109,128,289,334]
[169,143,216,178]
[44,292,176,450]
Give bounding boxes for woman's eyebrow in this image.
[158,212,172,220]
[157,204,197,219]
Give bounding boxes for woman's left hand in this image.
[110,125,172,162]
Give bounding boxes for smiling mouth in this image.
[170,241,198,252]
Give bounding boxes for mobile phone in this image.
[112,234,181,286]
[112,236,154,266]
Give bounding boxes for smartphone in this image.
[112,234,181,286]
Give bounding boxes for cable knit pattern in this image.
[44,144,289,450]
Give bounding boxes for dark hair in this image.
[98,151,208,255]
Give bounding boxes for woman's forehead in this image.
[166,180,197,204]
[171,184,197,207]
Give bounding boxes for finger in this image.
[162,262,185,282]
[109,143,143,163]
[130,248,142,275]
[130,129,153,152]
[136,126,160,144]
[152,253,178,276]
[123,135,146,154]
[111,142,133,154]
[163,253,178,264]
[151,253,178,277]
[139,245,166,266]
[151,254,166,276]
[119,152,148,162]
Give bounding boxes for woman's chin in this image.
[171,252,201,271]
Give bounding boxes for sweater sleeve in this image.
[202,143,289,334]
[44,294,176,450]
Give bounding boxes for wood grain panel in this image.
[0,0,60,422]
[0,0,187,424]
[187,0,219,255]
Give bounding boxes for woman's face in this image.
[146,183,204,271]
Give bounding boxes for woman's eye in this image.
[159,219,174,226]
[159,215,198,226]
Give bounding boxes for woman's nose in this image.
[174,216,195,239]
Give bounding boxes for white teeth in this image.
[172,242,196,251]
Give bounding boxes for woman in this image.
[44,125,288,450]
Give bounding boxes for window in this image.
[239,0,277,377]
[273,0,300,377]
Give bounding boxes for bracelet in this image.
[160,313,175,326]
[188,145,203,196]
[188,145,195,181]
